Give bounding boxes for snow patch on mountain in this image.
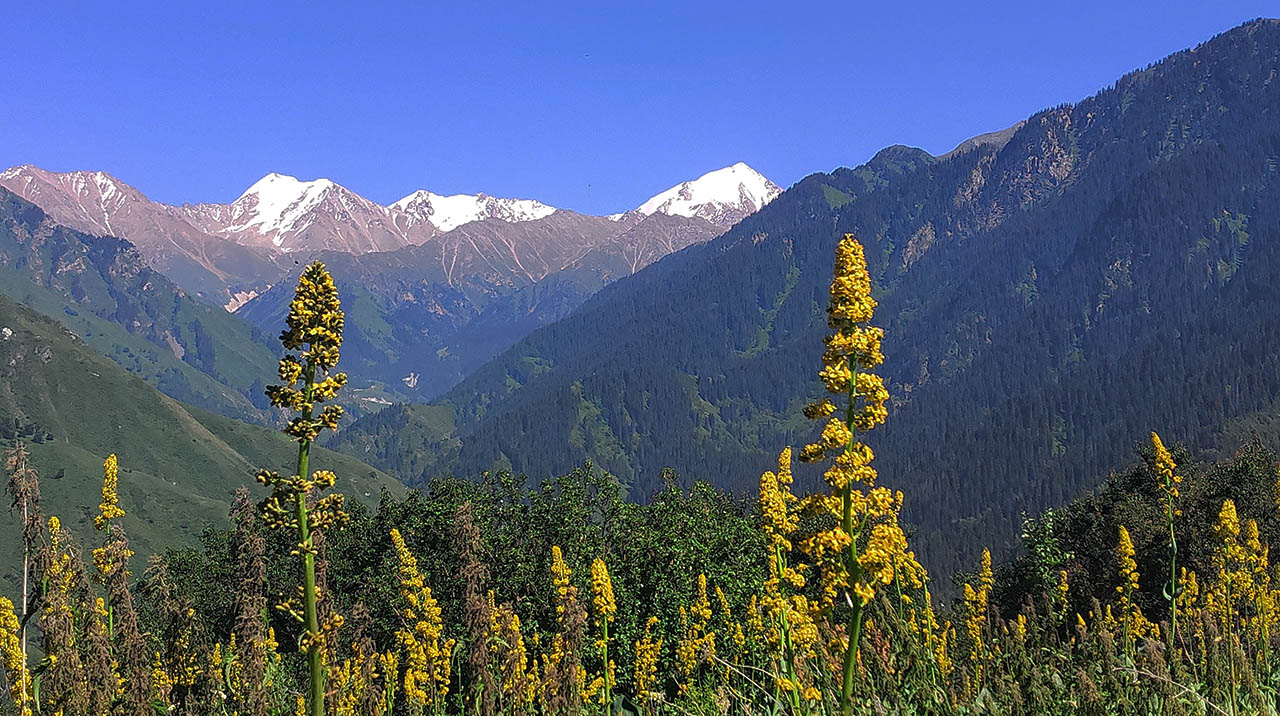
[225,289,260,313]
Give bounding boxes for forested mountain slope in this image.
[0,188,281,421]
[238,211,722,401]
[335,19,1280,576]
[0,293,400,578]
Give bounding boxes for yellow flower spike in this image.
[258,262,351,716]
[793,233,917,695]
[389,529,453,708]
[1151,432,1180,498]
[551,545,572,617]
[590,558,616,626]
[94,454,125,530]
[0,597,31,716]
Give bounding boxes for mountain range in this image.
[330,19,1280,577]
[1,162,779,404]
[0,162,780,306]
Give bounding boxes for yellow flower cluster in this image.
[43,516,75,614]
[389,528,454,707]
[1114,526,1150,639]
[1116,526,1140,597]
[757,447,824,701]
[859,512,926,598]
[800,235,887,469]
[590,558,616,626]
[962,549,994,693]
[256,469,348,533]
[1102,526,1155,649]
[760,447,801,553]
[265,262,348,442]
[1151,432,1182,502]
[632,616,663,708]
[552,546,572,616]
[1207,499,1276,630]
[675,575,717,693]
[797,486,912,610]
[1213,500,1248,601]
[0,596,30,716]
[330,641,391,716]
[281,261,346,369]
[94,453,124,530]
[1054,570,1070,623]
[488,597,537,708]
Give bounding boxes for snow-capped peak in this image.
[390,189,557,233]
[235,172,335,204]
[222,173,344,244]
[636,162,781,226]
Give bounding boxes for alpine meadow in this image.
[7,8,1280,716]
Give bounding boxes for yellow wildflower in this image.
[0,597,30,716]
[552,546,571,615]
[94,454,124,530]
[590,558,616,626]
[389,528,454,708]
[1151,432,1182,503]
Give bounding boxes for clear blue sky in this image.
[1,1,1274,214]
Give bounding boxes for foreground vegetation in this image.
[5,240,1280,716]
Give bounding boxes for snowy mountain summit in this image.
[636,162,781,227]
[391,189,556,233]
[181,173,560,252]
[182,173,405,253]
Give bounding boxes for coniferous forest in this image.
[8,13,1280,716]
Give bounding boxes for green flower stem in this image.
[104,516,115,640]
[601,618,611,712]
[1167,493,1178,643]
[839,354,863,716]
[772,545,804,715]
[296,361,324,716]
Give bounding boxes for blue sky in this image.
[1,1,1274,214]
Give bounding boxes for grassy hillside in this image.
[0,291,402,582]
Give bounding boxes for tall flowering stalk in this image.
[3,442,38,713]
[39,516,92,714]
[4,445,38,676]
[962,549,993,695]
[590,558,617,710]
[632,617,663,715]
[797,234,912,715]
[92,453,124,636]
[759,447,819,709]
[389,528,454,714]
[0,596,30,716]
[1213,500,1248,714]
[1151,432,1182,639]
[543,545,587,714]
[257,261,350,716]
[1115,526,1141,658]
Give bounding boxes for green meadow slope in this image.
[0,292,402,581]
